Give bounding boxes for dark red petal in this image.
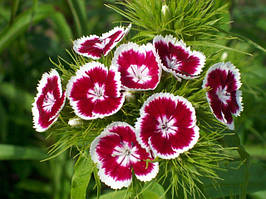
[104,69,121,98]
[149,134,179,159]
[93,95,125,117]
[171,126,199,152]
[73,36,103,59]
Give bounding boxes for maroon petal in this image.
[32,69,66,132]
[67,62,124,120]
[171,126,199,153]
[73,35,103,59]
[149,134,180,159]
[131,145,159,181]
[202,62,243,130]
[153,35,205,79]
[111,42,162,91]
[136,93,199,159]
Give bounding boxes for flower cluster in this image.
[32,25,243,189]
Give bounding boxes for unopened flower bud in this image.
[68,118,82,127]
[221,52,228,61]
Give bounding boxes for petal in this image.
[149,134,180,159]
[132,146,159,182]
[104,69,122,98]
[111,42,162,91]
[32,69,66,132]
[93,95,125,118]
[73,35,103,59]
[171,126,199,153]
[172,96,197,128]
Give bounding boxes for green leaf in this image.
[142,181,166,199]
[71,154,93,199]
[203,160,266,198]
[96,190,128,199]
[0,144,47,160]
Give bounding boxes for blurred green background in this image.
[0,0,265,198]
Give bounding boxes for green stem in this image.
[9,0,20,25]
[66,0,82,37]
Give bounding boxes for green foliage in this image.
[0,144,47,160]
[0,0,265,199]
[71,153,94,199]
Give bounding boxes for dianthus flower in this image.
[202,62,243,129]
[153,35,205,80]
[32,69,66,132]
[73,24,131,59]
[90,122,159,189]
[136,93,199,159]
[111,42,162,91]
[67,62,124,119]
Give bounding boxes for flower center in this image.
[127,64,152,84]
[156,115,178,138]
[216,86,230,105]
[112,142,139,167]
[42,91,56,112]
[87,83,105,102]
[166,56,182,70]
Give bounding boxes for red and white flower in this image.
[66,62,125,120]
[111,42,162,91]
[202,62,243,130]
[32,69,66,132]
[135,93,199,159]
[73,24,131,59]
[90,122,159,189]
[153,35,205,80]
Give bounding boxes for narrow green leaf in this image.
[0,144,47,160]
[66,0,82,37]
[71,154,93,199]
